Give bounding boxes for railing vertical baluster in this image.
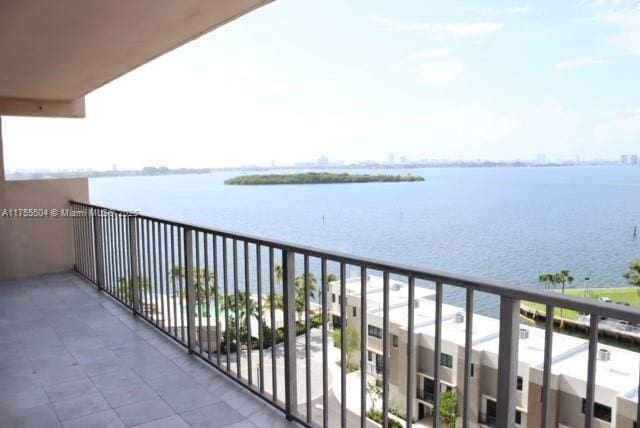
[245,241,253,385]
[145,219,153,319]
[361,267,368,428]
[233,239,241,377]
[541,305,554,428]
[269,247,277,401]
[321,258,328,428]
[71,204,79,271]
[584,315,599,428]
[92,210,103,288]
[163,224,170,333]
[497,296,520,427]
[223,238,230,371]
[406,276,415,428]
[637,352,640,428]
[433,281,443,428]
[178,227,189,344]
[152,221,161,325]
[109,213,117,297]
[462,288,474,428]
[116,214,128,300]
[196,233,203,353]
[213,235,221,366]
[283,249,298,420]
[115,214,123,300]
[129,217,140,314]
[256,245,264,392]
[171,226,179,341]
[382,271,390,428]
[204,234,212,360]
[340,262,347,428]
[185,228,196,354]
[304,254,311,423]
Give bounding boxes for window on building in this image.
[516,376,523,391]
[338,295,342,304]
[581,399,612,422]
[352,306,357,317]
[440,353,453,368]
[332,315,342,329]
[332,293,335,303]
[368,351,373,362]
[515,410,522,425]
[470,363,475,377]
[368,324,383,339]
[392,335,398,347]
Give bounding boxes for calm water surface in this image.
[90,166,640,314]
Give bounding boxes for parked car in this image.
[598,297,612,303]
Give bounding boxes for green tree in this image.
[440,390,458,428]
[556,270,574,295]
[538,273,557,291]
[295,273,317,319]
[170,266,218,316]
[624,259,640,287]
[116,276,150,306]
[220,291,260,335]
[333,325,359,369]
[367,382,382,409]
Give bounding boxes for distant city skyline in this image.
[2,0,640,171]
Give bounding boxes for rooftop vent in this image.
[392,283,401,291]
[414,300,420,309]
[598,348,611,361]
[455,312,465,323]
[367,275,371,283]
[519,328,530,340]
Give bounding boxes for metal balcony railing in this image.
[70,201,640,428]
[479,412,497,427]
[416,388,435,404]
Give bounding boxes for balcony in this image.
[0,272,291,428]
[2,200,640,428]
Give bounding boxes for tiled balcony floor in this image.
[0,273,296,428]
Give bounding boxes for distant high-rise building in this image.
[387,152,395,164]
[621,154,629,165]
[112,163,117,171]
[399,156,407,164]
[271,159,276,168]
[317,155,329,166]
[631,154,639,165]
[535,153,546,164]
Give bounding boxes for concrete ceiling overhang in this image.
[0,0,272,118]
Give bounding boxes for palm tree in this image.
[117,276,150,306]
[294,273,318,319]
[538,273,556,291]
[170,266,217,317]
[220,292,260,335]
[274,264,284,286]
[624,259,640,287]
[556,270,574,295]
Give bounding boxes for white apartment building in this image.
[330,276,640,428]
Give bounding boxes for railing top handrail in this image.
[70,200,640,324]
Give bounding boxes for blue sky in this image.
[4,0,640,170]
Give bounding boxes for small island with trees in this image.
[224,172,425,185]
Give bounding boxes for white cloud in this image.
[503,4,535,14]
[412,48,452,60]
[593,9,640,55]
[416,61,462,85]
[555,56,609,70]
[370,17,503,39]
[467,4,535,15]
